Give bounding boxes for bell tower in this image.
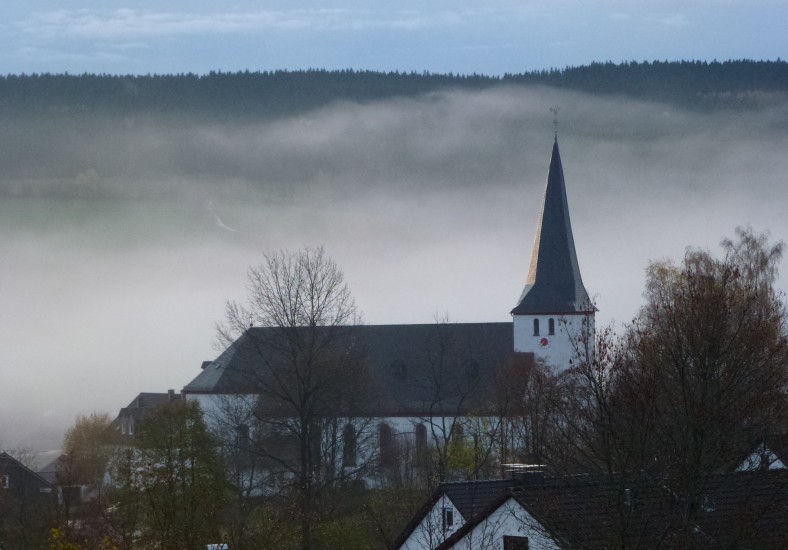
[511,136,594,369]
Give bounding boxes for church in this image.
[180,135,595,465]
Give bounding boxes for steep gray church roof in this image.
[512,138,593,315]
[183,322,516,416]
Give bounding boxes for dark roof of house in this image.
[444,478,525,520]
[436,471,788,549]
[121,392,174,412]
[183,322,516,416]
[512,139,593,315]
[0,452,52,493]
[110,391,180,438]
[37,455,62,485]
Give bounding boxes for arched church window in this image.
[379,423,395,467]
[343,424,357,467]
[548,318,555,335]
[533,319,540,336]
[415,423,427,451]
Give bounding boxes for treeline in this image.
[1,59,786,119]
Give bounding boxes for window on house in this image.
[442,507,454,531]
[548,318,555,335]
[2,474,9,489]
[503,535,530,550]
[343,424,357,467]
[533,318,540,336]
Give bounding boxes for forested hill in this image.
[1,59,786,119]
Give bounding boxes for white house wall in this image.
[400,494,465,550]
[447,497,559,550]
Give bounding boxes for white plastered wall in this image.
[513,313,594,371]
[446,497,559,550]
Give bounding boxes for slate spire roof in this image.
[512,137,593,315]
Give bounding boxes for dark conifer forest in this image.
[1,59,786,120]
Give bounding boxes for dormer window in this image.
[533,319,540,336]
[391,360,407,380]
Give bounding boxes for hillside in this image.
[1,60,786,121]
[0,59,786,199]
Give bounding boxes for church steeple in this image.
[512,137,592,315]
[511,137,595,367]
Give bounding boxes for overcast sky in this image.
[2,0,787,75]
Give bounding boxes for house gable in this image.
[395,478,531,550]
[437,496,559,550]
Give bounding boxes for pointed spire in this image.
[512,138,593,315]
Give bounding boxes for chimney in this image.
[503,463,546,485]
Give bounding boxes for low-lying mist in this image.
[1,85,786,457]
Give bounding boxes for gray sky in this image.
[0,1,787,456]
[2,0,787,75]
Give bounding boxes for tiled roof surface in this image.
[436,471,788,549]
[443,478,522,519]
[183,322,515,416]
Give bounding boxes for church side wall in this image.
[187,394,498,490]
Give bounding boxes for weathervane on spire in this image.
[550,106,560,139]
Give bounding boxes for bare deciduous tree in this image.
[551,227,788,548]
[216,246,374,550]
[631,227,788,540]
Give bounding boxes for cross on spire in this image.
[549,106,560,139]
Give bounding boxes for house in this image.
[38,391,184,508]
[396,470,788,549]
[395,471,542,549]
[0,452,52,498]
[0,452,54,546]
[736,433,788,472]
[110,390,182,440]
[180,137,593,465]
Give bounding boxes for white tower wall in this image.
[513,313,594,370]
